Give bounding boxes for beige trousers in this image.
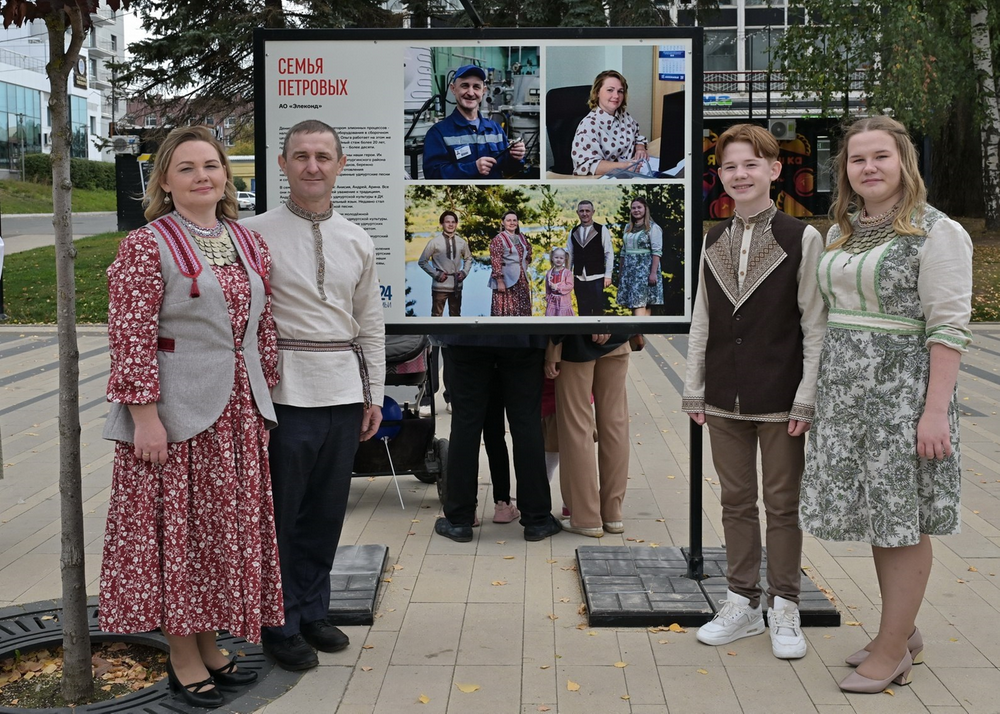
[555,343,631,528]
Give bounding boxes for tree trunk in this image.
[928,97,984,217]
[45,8,93,705]
[971,3,1000,229]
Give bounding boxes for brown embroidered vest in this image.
[702,209,807,414]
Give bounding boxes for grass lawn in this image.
[2,231,124,324]
[3,217,1000,324]
[0,179,118,214]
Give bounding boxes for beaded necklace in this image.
[843,201,903,254]
[174,211,237,266]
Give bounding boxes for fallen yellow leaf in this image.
[727,651,737,656]
[621,694,630,700]
[504,555,515,560]
[540,665,550,670]
[667,475,676,479]
[362,645,375,650]
[456,683,480,693]
[884,688,895,696]
[392,564,404,570]
[548,613,559,620]
[101,685,112,691]
[588,631,598,637]
[577,604,587,616]
[614,661,628,668]
[361,666,373,672]
[668,623,687,633]
[418,694,430,704]
[492,580,508,586]
[697,668,708,675]
[567,680,580,691]
[559,598,570,603]
[546,559,558,564]
[969,566,978,572]
[496,540,506,545]
[845,621,862,626]
[538,707,551,712]
[658,639,669,644]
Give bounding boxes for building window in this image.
[90,58,98,77]
[145,114,158,127]
[111,35,118,51]
[225,134,235,147]
[705,29,738,72]
[70,95,88,158]
[224,116,235,127]
[746,27,783,71]
[90,116,97,134]
[205,116,216,126]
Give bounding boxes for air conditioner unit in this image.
[768,119,796,140]
[111,135,139,154]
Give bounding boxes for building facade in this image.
[0,5,125,177]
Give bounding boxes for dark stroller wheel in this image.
[434,439,449,504]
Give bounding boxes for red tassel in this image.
[263,276,272,296]
[190,277,200,298]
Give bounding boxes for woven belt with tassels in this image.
[276,338,373,409]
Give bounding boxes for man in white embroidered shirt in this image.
[243,119,386,671]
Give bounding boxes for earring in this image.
[164,193,172,204]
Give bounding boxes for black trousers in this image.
[483,381,511,503]
[574,277,606,316]
[443,345,551,526]
[263,403,362,641]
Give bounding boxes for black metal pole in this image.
[686,419,704,579]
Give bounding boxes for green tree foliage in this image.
[445,0,670,27]
[773,1,1000,225]
[114,0,401,123]
[408,184,537,254]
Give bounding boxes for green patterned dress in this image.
[799,206,972,547]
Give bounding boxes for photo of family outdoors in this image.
[258,33,696,328]
[404,183,685,319]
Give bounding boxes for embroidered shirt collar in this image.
[733,202,776,229]
[286,198,334,222]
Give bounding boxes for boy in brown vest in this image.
[683,124,826,659]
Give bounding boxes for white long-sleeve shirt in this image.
[243,204,385,408]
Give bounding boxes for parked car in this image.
[237,191,256,210]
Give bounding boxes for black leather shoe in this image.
[301,618,350,653]
[435,516,473,542]
[524,514,563,542]
[166,657,224,708]
[207,656,258,687]
[262,633,319,671]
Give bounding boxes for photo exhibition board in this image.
[255,28,703,334]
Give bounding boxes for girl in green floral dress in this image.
[800,116,972,694]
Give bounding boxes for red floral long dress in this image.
[99,227,284,643]
[490,231,533,316]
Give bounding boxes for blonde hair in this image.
[143,125,239,222]
[588,70,629,115]
[828,116,926,248]
[715,123,780,164]
[626,196,653,233]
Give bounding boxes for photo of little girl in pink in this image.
[545,247,575,316]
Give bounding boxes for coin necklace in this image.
[175,211,238,266]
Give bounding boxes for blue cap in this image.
[453,64,486,81]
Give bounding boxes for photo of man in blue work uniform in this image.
[422,64,530,180]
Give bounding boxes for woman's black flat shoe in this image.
[166,657,224,708]
[208,656,258,686]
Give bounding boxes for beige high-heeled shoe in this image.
[839,649,913,693]
[844,627,923,667]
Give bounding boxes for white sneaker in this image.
[768,596,807,659]
[697,590,765,645]
[418,403,432,418]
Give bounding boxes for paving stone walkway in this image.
[2,325,999,713]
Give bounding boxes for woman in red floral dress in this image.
[489,210,533,317]
[100,126,282,708]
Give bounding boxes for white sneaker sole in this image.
[696,620,765,646]
[770,634,807,659]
